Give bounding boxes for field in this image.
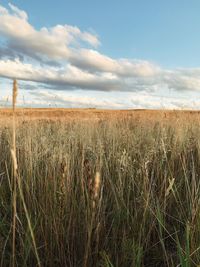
[1,108,200,266]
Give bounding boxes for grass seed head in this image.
[13,79,18,109]
[93,171,101,200]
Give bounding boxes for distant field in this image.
[1,108,200,266]
[0,108,200,122]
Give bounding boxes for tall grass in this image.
[10,80,41,267]
[11,79,18,267]
[1,101,200,266]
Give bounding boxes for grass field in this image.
[1,108,200,266]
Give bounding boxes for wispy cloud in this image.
[3,89,198,110]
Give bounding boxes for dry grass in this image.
[1,107,200,266]
[11,79,18,267]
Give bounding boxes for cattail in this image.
[13,79,18,110]
[11,148,18,178]
[12,79,18,176]
[93,172,101,200]
[92,172,101,209]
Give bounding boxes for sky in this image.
[1,0,200,109]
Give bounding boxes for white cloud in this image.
[8,3,28,20]
[0,3,99,62]
[0,6,8,15]
[0,3,160,80]
[14,90,200,110]
[0,59,126,91]
[30,90,124,108]
[1,57,200,94]
[0,2,200,108]
[68,49,160,77]
[1,78,199,109]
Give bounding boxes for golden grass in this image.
[10,81,41,267]
[1,85,200,266]
[11,79,17,267]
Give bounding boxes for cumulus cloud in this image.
[0,2,200,100]
[0,3,99,62]
[0,59,127,91]
[0,3,160,80]
[68,49,160,77]
[0,4,160,78]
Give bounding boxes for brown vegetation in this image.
[1,106,200,266]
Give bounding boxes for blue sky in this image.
[0,0,200,109]
[3,0,200,67]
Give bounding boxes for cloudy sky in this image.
[1,0,200,109]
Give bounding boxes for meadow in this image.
[1,107,200,266]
